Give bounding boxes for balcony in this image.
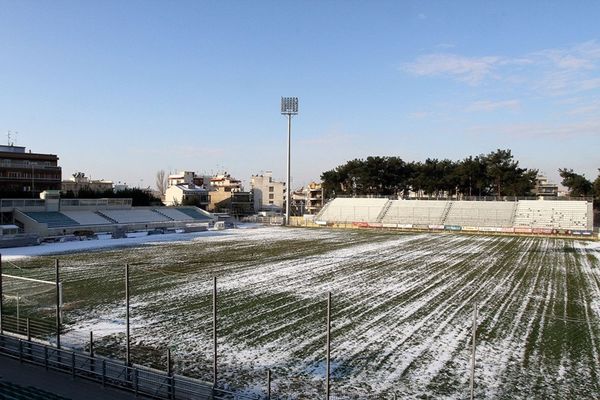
[0,176,61,182]
[0,162,60,171]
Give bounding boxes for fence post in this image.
[470,303,478,400]
[102,359,106,387]
[90,331,95,373]
[26,318,31,341]
[89,331,94,357]
[18,339,22,363]
[0,253,3,334]
[16,293,20,333]
[125,263,131,367]
[134,368,139,395]
[267,369,271,400]
[167,348,173,400]
[44,346,48,370]
[55,259,61,350]
[326,291,331,400]
[72,351,76,379]
[213,276,218,388]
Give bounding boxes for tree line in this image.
[559,168,600,199]
[320,149,540,198]
[62,188,163,206]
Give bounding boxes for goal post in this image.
[1,273,62,337]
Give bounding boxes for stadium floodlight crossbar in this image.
[281,97,299,225]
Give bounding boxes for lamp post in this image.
[281,97,298,225]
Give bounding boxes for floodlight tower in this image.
[281,97,298,225]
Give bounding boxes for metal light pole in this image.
[281,97,298,225]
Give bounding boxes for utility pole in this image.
[281,97,299,226]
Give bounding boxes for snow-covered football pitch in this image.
[4,226,600,399]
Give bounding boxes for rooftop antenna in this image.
[7,131,11,146]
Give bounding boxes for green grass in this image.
[2,228,600,399]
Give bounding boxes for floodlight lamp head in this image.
[281,97,299,115]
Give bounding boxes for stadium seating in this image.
[176,207,214,221]
[380,200,449,225]
[316,198,592,231]
[154,207,197,221]
[513,200,589,230]
[0,380,69,400]
[98,209,172,224]
[60,210,114,225]
[444,201,515,227]
[316,198,389,223]
[24,212,80,228]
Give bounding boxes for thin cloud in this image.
[402,54,502,85]
[402,40,600,93]
[299,132,354,146]
[466,99,520,112]
[408,111,432,119]
[469,118,600,139]
[131,145,224,158]
[566,99,600,115]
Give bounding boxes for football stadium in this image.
[1,195,598,398]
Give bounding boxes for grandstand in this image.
[7,199,217,237]
[381,200,448,225]
[315,197,595,235]
[23,212,80,228]
[176,207,214,221]
[513,200,589,230]
[98,209,171,224]
[444,201,516,228]
[60,210,113,225]
[316,197,389,222]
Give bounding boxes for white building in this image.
[164,171,209,208]
[164,184,209,208]
[250,171,285,212]
[168,171,204,187]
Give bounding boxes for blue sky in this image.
[1,1,599,190]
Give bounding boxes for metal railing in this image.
[0,199,46,209]
[60,198,133,208]
[0,332,258,400]
[1,315,56,340]
[241,216,284,226]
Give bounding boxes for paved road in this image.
[0,356,150,400]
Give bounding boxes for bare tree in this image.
[156,170,168,198]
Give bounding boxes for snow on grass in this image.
[3,227,600,399]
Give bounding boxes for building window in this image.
[269,201,274,205]
[269,194,274,200]
[269,186,274,192]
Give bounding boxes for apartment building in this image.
[0,145,61,197]
[250,171,285,212]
